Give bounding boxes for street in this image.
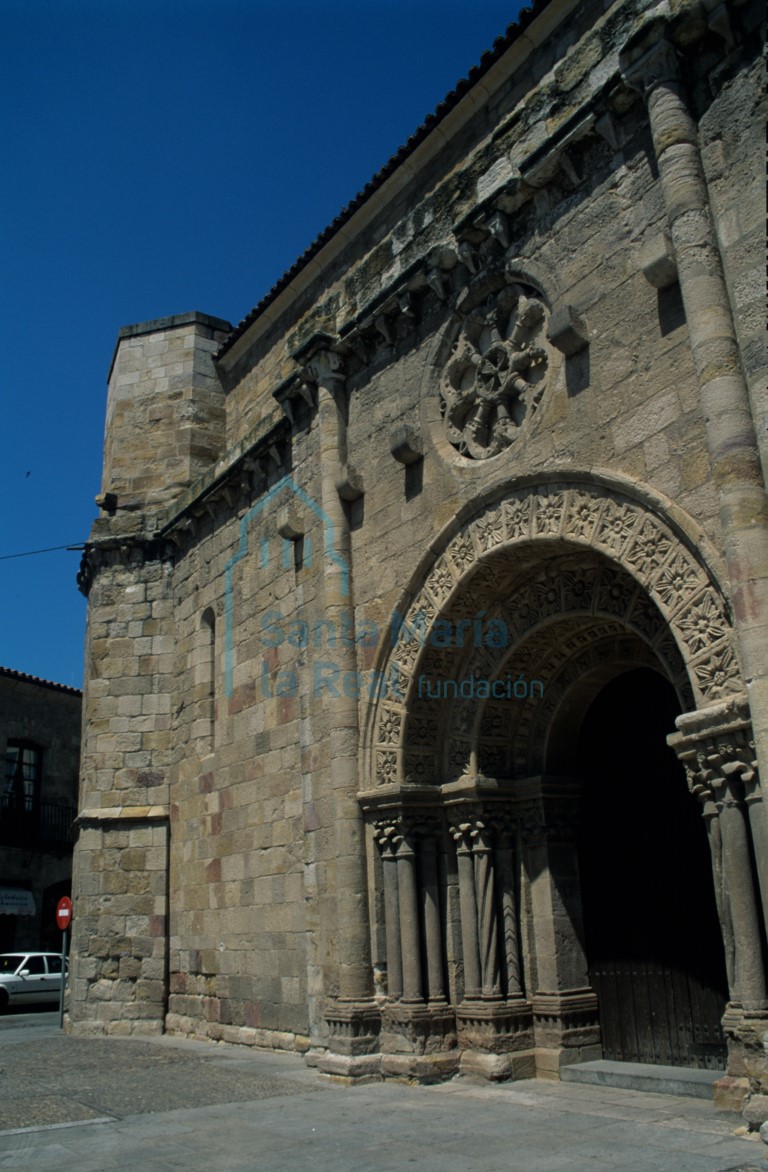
[0,1016,764,1170]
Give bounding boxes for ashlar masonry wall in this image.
[70,0,767,1114]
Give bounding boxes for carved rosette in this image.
[440,282,549,460]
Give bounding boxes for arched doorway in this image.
[364,480,746,1079]
[576,667,728,1068]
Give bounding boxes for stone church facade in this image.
[71,0,767,1120]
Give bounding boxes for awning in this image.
[0,887,35,915]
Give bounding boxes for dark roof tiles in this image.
[0,666,82,697]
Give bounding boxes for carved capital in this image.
[449,814,493,853]
[619,25,680,97]
[373,819,402,858]
[303,348,346,396]
[373,810,440,856]
[669,698,759,811]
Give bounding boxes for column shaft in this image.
[456,844,481,998]
[496,841,523,997]
[702,805,736,992]
[474,843,501,998]
[382,852,403,999]
[621,34,768,853]
[313,356,371,1002]
[397,840,423,1003]
[718,794,767,1008]
[744,781,768,932]
[420,838,445,1001]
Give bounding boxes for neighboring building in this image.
[0,667,81,952]
[71,0,767,1127]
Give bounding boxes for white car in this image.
[0,952,67,1009]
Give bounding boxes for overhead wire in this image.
[0,544,85,561]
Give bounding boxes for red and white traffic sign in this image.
[56,896,72,931]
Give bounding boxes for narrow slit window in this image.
[201,608,216,751]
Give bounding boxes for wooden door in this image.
[577,669,729,1071]
[589,960,726,1068]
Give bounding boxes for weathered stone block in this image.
[547,302,589,355]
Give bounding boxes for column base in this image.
[712,1075,750,1114]
[317,999,382,1082]
[317,1051,382,1082]
[303,1044,326,1069]
[456,997,535,1081]
[380,1001,459,1082]
[532,989,602,1078]
[720,1001,768,1127]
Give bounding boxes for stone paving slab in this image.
[0,1033,329,1131]
[0,1025,764,1171]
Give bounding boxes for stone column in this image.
[743,772,768,930]
[519,779,600,1078]
[420,832,446,1002]
[716,779,767,1011]
[496,831,524,998]
[620,25,768,848]
[370,813,458,1082]
[374,824,403,999]
[396,830,423,1003]
[700,795,736,992]
[451,822,481,999]
[671,707,767,1009]
[299,340,375,1079]
[671,703,768,1119]
[473,825,502,999]
[451,810,534,1080]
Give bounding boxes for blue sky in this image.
[1,0,521,689]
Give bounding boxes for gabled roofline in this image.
[216,0,575,371]
[0,666,82,697]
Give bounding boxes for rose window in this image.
[440,281,550,460]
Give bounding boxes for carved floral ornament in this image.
[369,483,743,787]
[440,277,550,460]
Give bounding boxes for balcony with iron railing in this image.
[0,794,77,849]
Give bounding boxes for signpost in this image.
[56,896,72,1029]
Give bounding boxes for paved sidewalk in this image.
[0,1022,765,1171]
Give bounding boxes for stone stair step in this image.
[560,1060,725,1099]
